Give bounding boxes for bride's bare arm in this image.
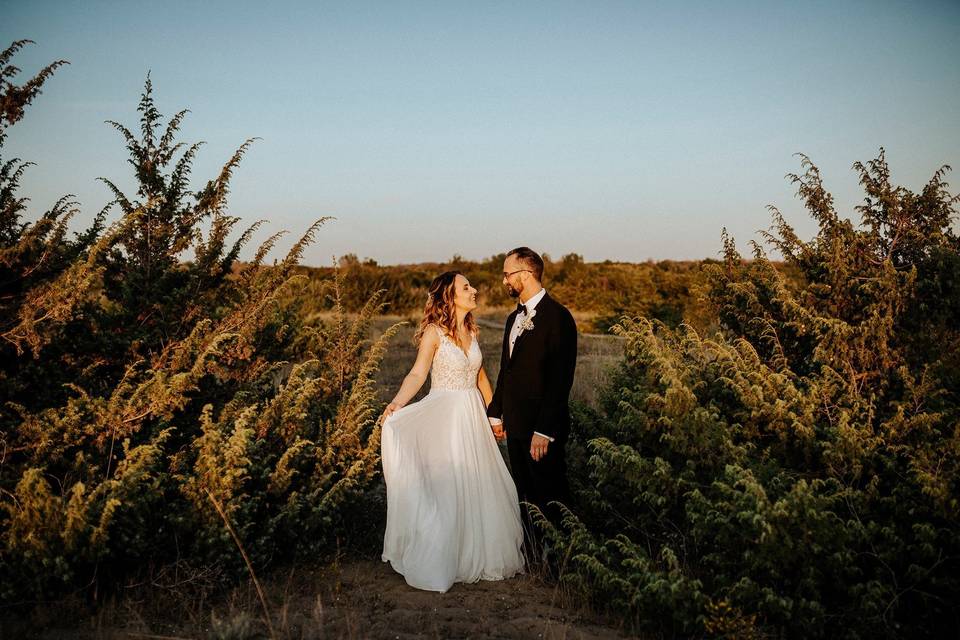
[477,366,494,407]
[478,366,505,440]
[380,327,440,422]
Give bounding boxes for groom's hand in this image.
[530,433,550,461]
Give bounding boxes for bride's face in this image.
[452,274,478,313]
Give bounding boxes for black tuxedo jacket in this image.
[487,292,578,442]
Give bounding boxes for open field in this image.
[370,310,625,408]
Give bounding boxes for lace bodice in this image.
[430,326,482,391]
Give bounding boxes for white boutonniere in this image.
[516,309,537,336]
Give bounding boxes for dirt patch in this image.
[9,558,637,639]
[274,558,632,639]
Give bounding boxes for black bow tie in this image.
[516,303,527,315]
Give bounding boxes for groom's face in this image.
[502,256,526,299]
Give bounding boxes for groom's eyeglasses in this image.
[503,269,531,279]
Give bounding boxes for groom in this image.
[487,247,578,554]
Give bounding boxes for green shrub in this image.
[550,151,960,638]
[0,42,397,605]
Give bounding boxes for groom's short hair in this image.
[507,247,544,282]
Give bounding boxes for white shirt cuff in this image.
[488,421,553,442]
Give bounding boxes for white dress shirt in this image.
[491,288,555,443]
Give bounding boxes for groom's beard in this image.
[506,284,521,298]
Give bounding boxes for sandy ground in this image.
[7,558,637,640]
[271,558,634,639]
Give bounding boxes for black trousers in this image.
[506,435,571,554]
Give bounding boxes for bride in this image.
[379,271,525,592]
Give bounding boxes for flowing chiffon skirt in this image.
[381,388,525,592]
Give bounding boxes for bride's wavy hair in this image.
[414,270,477,345]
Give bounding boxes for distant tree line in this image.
[286,253,800,334]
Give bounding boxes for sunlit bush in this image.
[550,151,960,638]
[0,42,397,604]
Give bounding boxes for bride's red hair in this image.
[414,271,477,345]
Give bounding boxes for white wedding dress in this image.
[381,325,525,592]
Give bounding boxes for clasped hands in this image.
[488,417,506,442]
[488,418,550,461]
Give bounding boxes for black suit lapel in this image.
[509,293,550,362]
[509,319,531,362]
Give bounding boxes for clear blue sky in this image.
[4,0,959,265]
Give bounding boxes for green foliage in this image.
[0,43,397,606]
[549,152,960,638]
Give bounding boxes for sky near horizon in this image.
[4,0,959,266]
